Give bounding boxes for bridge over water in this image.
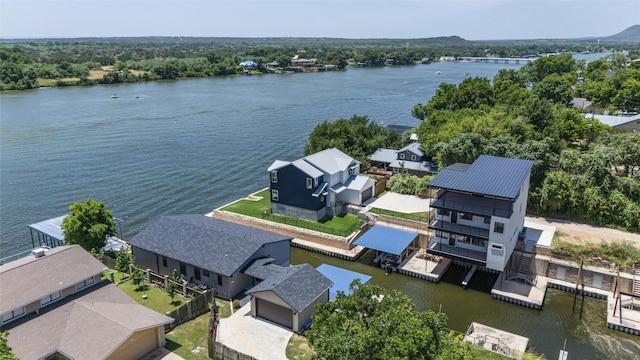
[459,56,539,64]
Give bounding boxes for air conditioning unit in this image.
[33,248,46,258]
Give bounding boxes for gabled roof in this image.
[344,175,373,192]
[128,215,291,277]
[398,142,424,157]
[267,159,324,178]
[303,148,358,175]
[5,281,173,360]
[429,155,534,199]
[0,245,107,314]
[243,258,284,280]
[246,264,332,312]
[369,148,397,163]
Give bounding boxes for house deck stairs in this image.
[633,265,640,297]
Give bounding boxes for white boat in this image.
[111,94,119,98]
[435,71,441,75]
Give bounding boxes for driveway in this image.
[368,192,430,214]
[217,303,292,360]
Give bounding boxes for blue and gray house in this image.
[267,148,375,221]
[427,155,534,272]
[369,142,437,177]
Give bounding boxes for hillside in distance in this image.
[596,24,640,42]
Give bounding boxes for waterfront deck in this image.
[491,275,548,309]
[398,251,451,282]
[464,322,529,359]
[607,294,640,336]
[291,238,366,260]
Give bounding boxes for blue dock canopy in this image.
[316,264,372,301]
[353,225,417,255]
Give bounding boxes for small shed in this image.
[246,264,332,333]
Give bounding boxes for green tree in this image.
[307,280,469,360]
[115,247,134,274]
[0,331,19,360]
[61,199,117,252]
[166,268,184,304]
[131,268,146,291]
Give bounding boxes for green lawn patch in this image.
[215,297,232,318]
[103,270,184,314]
[221,189,363,237]
[286,334,315,360]
[165,310,210,360]
[370,207,429,222]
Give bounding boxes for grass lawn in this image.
[220,188,271,218]
[165,310,210,360]
[221,188,363,237]
[102,270,184,314]
[370,207,429,222]
[285,334,315,360]
[165,298,231,360]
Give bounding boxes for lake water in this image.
[2,53,638,358]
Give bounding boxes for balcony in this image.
[428,238,487,265]
[429,219,490,239]
[430,191,512,218]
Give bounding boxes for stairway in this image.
[633,265,640,297]
[524,239,536,253]
[518,254,532,276]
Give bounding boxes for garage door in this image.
[256,298,293,330]
[362,187,373,202]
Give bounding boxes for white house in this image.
[427,155,534,272]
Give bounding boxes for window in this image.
[41,291,62,306]
[1,307,25,324]
[217,275,223,286]
[494,222,505,234]
[484,216,491,224]
[399,153,405,160]
[271,189,279,201]
[270,171,278,183]
[348,166,357,175]
[306,177,312,189]
[179,262,186,276]
[411,154,416,161]
[75,276,95,291]
[491,243,503,251]
[437,209,450,217]
[162,256,167,267]
[314,178,319,187]
[194,267,201,281]
[461,213,473,221]
[203,270,210,277]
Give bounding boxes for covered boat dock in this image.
[316,264,372,300]
[28,215,126,252]
[353,225,418,272]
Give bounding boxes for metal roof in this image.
[369,148,396,163]
[429,155,534,199]
[303,148,358,175]
[586,113,640,128]
[29,215,66,241]
[353,225,417,255]
[399,142,424,157]
[316,264,372,301]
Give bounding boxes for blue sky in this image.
[1,0,638,40]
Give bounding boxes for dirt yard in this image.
[525,216,640,249]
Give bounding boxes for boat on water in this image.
[435,71,441,75]
[111,94,119,98]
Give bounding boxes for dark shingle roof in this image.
[246,264,333,312]
[429,155,534,199]
[128,215,291,277]
[243,258,284,280]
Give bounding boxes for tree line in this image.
[305,53,640,232]
[2,36,635,90]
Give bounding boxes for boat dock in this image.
[397,251,452,282]
[464,322,529,359]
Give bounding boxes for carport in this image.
[353,225,417,271]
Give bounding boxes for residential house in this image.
[369,142,438,177]
[267,148,375,221]
[427,155,534,272]
[0,245,173,360]
[239,60,257,69]
[586,113,640,133]
[128,214,292,300]
[244,262,332,333]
